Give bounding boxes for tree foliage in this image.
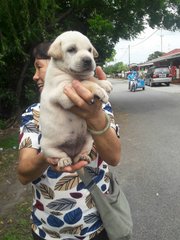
[104,62,128,75]
[147,51,165,61]
[0,0,180,121]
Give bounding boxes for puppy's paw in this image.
[58,157,72,167]
[93,87,109,103]
[79,154,91,163]
[73,153,92,164]
[98,80,112,94]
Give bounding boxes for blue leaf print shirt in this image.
[19,102,119,240]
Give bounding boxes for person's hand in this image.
[46,157,88,173]
[95,66,106,80]
[63,66,106,120]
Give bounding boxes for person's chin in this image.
[39,87,43,93]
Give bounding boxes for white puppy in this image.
[40,31,112,168]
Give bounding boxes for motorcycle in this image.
[128,71,145,92]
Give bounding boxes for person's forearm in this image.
[92,128,121,165]
[87,111,121,165]
[18,149,49,185]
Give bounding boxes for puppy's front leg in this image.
[49,83,75,109]
[92,79,112,94]
[81,81,109,103]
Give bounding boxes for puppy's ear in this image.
[93,47,99,58]
[48,41,62,59]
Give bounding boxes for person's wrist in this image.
[87,113,110,135]
[87,111,110,135]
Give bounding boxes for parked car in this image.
[145,66,172,87]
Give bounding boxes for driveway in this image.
[109,78,180,93]
[147,83,180,93]
[109,78,180,240]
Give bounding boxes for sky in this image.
[113,27,180,65]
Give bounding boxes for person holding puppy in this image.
[18,42,121,240]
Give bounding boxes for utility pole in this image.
[160,29,163,52]
[128,44,130,68]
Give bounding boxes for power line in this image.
[131,29,159,48]
[116,29,163,65]
[116,48,128,61]
[128,29,160,65]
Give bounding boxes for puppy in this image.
[40,31,112,168]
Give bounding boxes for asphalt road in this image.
[109,79,180,240]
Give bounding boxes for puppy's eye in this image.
[88,48,92,52]
[67,47,77,53]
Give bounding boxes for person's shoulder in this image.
[25,103,40,113]
[21,103,40,126]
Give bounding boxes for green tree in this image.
[147,51,165,61]
[0,0,61,120]
[0,0,179,121]
[104,62,128,75]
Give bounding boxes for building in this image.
[138,49,180,83]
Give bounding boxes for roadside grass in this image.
[0,131,19,149]
[0,130,19,181]
[0,129,33,240]
[0,200,32,240]
[0,149,19,182]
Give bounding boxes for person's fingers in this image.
[64,84,85,107]
[64,80,93,106]
[96,66,106,80]
[72,80,94,102]
[58,160,88,173]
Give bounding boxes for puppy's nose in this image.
[82,57,92,67]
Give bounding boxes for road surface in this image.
[109,79,180,240]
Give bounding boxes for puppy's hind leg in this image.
[73,133,93,164]
[57,152,73,168]
[45,148,73,168]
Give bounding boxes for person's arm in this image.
[86,109,120,166]
[17,105,50,185]
[18,148,49,185]
[18,147,90,183]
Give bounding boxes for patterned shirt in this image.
[19,102,119,240]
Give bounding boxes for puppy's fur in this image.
[40,31,112,167]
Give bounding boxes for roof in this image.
[138,62,154,67]
[162,49,180,57]
[138,49,180,67]
[151,49,180,63]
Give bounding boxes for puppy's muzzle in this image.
[82,57,92,69]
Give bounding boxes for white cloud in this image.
[113,27,180,65]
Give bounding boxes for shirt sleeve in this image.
[19,103,41,150]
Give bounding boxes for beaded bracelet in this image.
[87,113,110,136]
